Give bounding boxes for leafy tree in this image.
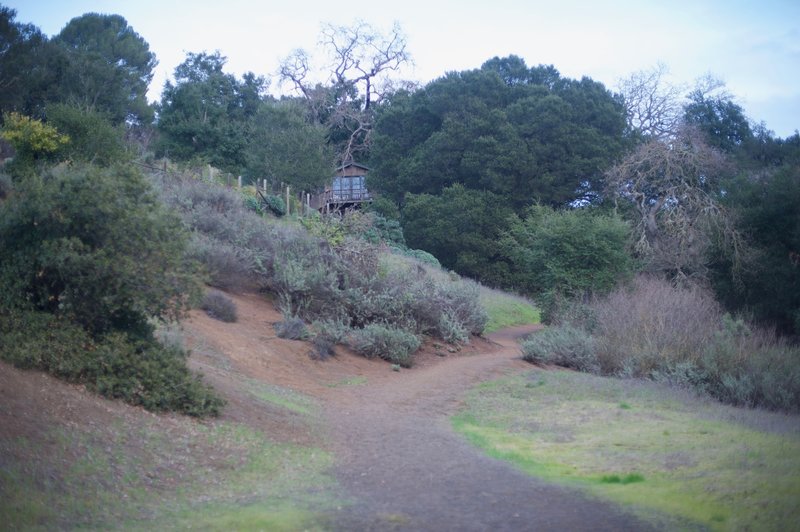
[45,103,127,165]
[156,51,265,174]
[53,13,156,125]
[711,165,800,334]
[0,164,201,337]
[371,57,627,208]
[244,100,333,190]
[684,77,752,153]
[0,6,65,119]
[499,205,634,298]
[401,184,513,284]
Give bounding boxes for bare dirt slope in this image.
[1,291,649,530]
[185,292,650,531]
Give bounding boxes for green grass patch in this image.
[453,370,800,531]
[480,288,540,333]
[243,378,317,416]
[1,411,337,530]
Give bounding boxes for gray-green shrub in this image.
[521,325,599,372]
[310,319,351,360]
[150,174,490,365]
[274,316,310,340]
[350,324,421,367]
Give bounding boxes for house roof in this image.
[336,162,370,172]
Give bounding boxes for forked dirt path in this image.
[320,328,649,531]
[186,293,650,531]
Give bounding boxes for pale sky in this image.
[7,0,800,137]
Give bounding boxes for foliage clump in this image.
[521,325,598,373]
[274,316,310,340]
[526,275,800,413]
[350,324,421,368]
[201,291,238,323]
[0,164,222,416]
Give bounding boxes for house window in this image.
[332,175,368,201]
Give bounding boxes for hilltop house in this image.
[310,162,372,213]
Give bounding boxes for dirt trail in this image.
[186,293,651,531]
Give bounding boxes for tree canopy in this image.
[370,56,629,208]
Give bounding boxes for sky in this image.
[7,0,800,137]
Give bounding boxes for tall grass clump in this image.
[526,275,800,412]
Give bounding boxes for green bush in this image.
[500,205,634,299]
[201,291,237,323]
[0,309,223,416]
[0,164,223,416]
[350,324,421,367]
[0,164,201,336]
[45,103,128,166]
[521,325,599,373]
[262,194,286,216]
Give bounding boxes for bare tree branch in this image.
[277,21,411,165]
[617,63,685,139]
[606,125,744,283]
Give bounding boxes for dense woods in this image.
[1,6,798,413]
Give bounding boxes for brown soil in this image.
[1,291,651,530]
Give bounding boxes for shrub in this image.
[274,316,310,340]
[151,172,487,347]
[262,194,286,216]
[521,325,599,373]
[201,291,237,322]
[554,275,800,413]
[437,310,469,344]
[0,309,223,416]
[700,320,800,412]
[350,324,421,367]
[499,205,634,299]
[243,193,263,215]
[45,103,127,166]
[187,234,254,291]
[403,248,441,268]
[0,164,201,337]
[309,319,351,360]
[590,276,720,375]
